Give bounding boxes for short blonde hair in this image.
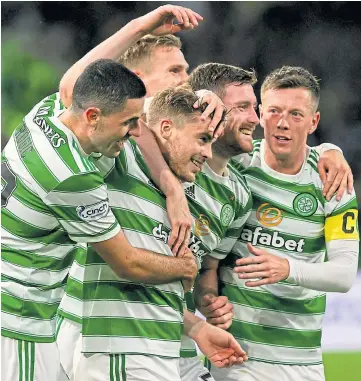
[148,86,225,129]
[119,34,182,70]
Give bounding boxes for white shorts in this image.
[210,360,325,381]
[1,336,69,381]
[74,352,181,381]
[180,357,215,381]
[56,317,82,380]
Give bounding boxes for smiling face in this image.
[260,87,320,171]
[161,116,214,182]
[215,83,259,156]
[87,97,144,158]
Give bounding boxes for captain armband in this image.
[325,209,359,242]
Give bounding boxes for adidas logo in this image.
[185,185,195,199]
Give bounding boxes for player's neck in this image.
[264,143,306,175]
[207,153,229,177]
[59,110,95,155]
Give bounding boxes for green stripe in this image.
[55,315,64,339]
[195,171,245,212]
[18,340,23,381]
[12,178,52,213]
[2,245,76,271]
[244,166,322,192]
[112,208,167,236]
[2,208,55,235]
[180,349,198,358]
[25,341,29,381]
[2,273,67,291]
[106,171,165,209]
[307,159,319,174]
[110,354,115,381]
[121,354,126,381]
[83,318,182,341]
[53,171,103,193]
[230,320,321,348]
[2,292,60,320]
[17,128,60,192]
[30,342,35,381]
[220,282,326,314]
[83,281,183,313]
[2,328,55,343]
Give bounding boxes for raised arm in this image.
[59,5,203,107]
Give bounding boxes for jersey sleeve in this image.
[44,170,120,243]
[324,190,359,245]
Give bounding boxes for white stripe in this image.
[109,189,169,225]
[45,185,108,206]
[59,294,83,319]
[2,311,56,338]
[83,300,183,322]
[2,260,71,286]
[219,267,325,301]
[25,112,73,182]
[83,263,183,297]
[123,229,173,256]
[180,335,197,351]
[2,280,65,303]
[67,137,86,172]
[71,224,120,244]
[4,136,47,199]
[82,336,181,358]
[5,196,59,230]
[239,339,322,364]
[2,227,85,259]
[233,303,324,331]
[192,184,223,220]
[68,260,85,282]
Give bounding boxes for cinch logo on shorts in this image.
[240,226,305,253]
[76,200,109,221]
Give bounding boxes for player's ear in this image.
[308,111,320,135]
[159,119,175,140]
[84,107,101,127]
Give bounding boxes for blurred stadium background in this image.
[2,2,360,380]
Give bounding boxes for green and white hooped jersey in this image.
[1,93,120,343]
[213,139,359,366]
[59,140,252,358]
[180,162,252,358]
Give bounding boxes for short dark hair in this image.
[261,66,320,109]
[72,59,146,115]
[188,63,257,98]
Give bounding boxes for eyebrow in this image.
[170,64,189,71]
[236,101,258,108]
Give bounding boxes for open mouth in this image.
[239,128,253,136]
[275,135,291,142]
[191,158,204,170]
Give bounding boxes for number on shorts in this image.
[199,371,213,381]
[1,161,17,207]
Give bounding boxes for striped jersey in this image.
[1,93,120,343]
[213,139,359,366]
[61,140,252,357]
